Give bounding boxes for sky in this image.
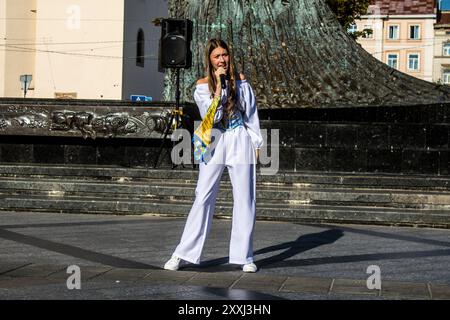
[440,0,450,11]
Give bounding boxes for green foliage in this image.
[325,0,371,38]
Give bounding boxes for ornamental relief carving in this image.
[0,105,173,139]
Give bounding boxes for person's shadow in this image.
[183,228,344,272]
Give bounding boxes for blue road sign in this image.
[130,95,152,102]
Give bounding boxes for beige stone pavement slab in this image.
[380,281,431,299]
[0,276,61,289]
[3,264,65,278]
[429,283,450,300]
[232,274,288,292]
[184,271,242,288]
[0,263,31,275]
[281,276,332,294]
[91,268,152,282]
[140,270,197,285]
[331,279,380,296]
[46,266,113,281]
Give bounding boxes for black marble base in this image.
[0,136,174,168]
[258,103,450,175]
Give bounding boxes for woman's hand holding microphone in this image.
[214,67,226,97]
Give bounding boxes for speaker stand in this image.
[153,68,185,169]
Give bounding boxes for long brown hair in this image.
[205,39,238,116]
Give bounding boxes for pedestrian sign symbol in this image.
[131,95,152,102]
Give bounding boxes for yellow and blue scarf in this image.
[192,96,221,162]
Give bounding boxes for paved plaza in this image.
[0,211,449,300]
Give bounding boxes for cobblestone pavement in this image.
[0,211,449,300]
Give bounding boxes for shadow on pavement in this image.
[184,229,344,272]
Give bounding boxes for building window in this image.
[347,23,357,34]
[362,25,373,38]
[409,25,420,39]
[387,53,398,69]
[407,53,419,71]
[443,43,450,56]
[388,25,399,39]
[443,70,450,84]
[136,29,145,67]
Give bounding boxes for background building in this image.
[434,0,450,84]
[353,0,436,82]
[0,0,168,100]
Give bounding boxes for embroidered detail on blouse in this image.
[215,111,244,131]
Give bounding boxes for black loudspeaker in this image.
[159,18,192,69]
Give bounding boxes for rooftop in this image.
[369,0,436,15]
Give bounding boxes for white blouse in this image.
[193,80,264,149]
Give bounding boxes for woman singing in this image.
[164,38,263,273]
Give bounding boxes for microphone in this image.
[220,74,227,89]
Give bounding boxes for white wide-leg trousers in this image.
[173,127,256,265]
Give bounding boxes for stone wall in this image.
[260,103,450,175]
[0,98,195,168]
[1,99,449,176]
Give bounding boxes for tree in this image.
[325,0,371,38]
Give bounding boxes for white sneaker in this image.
[164,256,182,271]
[242,262,257,273]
